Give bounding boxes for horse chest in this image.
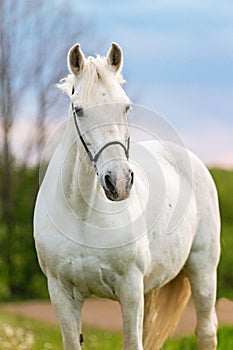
[56,242,145,299]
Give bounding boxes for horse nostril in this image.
[130,170,134,186]
[104,174,116,194]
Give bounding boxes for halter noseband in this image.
[71,89,130,172]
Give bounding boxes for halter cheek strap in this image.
[72,102,95,163]
[71,102,130,172]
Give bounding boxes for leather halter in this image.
[71,88,130,173]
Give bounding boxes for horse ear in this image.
[107,42,123,72]
[68,44,86,75]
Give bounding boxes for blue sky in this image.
[71,0,233,167]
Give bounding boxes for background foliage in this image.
[0,164,48,299]
[210,169,233,300]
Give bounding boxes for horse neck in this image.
[61,112,100,213]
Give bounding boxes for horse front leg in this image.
[117,270,144,350]
[48,275,84,350]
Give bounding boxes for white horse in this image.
[34,43,221,350]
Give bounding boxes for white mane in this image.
[57,55,128,105]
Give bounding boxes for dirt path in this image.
[1,298,233,337]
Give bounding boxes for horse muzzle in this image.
[100,167,134,201]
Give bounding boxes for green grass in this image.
[0,312,233,349]
[0,312,62,350]
[0,312,122,350]
[164,325,233,349]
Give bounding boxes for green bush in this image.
[210,169,233,300]
[0,165,48,300]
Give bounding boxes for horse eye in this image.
[74,106,84,117]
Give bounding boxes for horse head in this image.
[67,43,134,201]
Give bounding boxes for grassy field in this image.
[0,312,233,350]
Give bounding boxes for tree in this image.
[31,2,84,162]
[0,0,100,299]
[0,1,28,296]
